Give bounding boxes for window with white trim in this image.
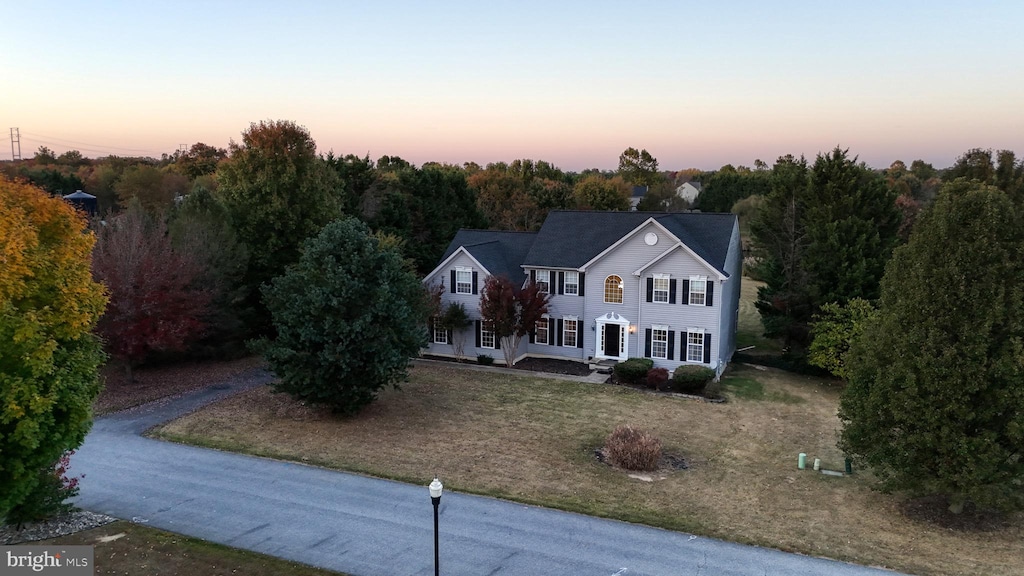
[563,317,578,348]
[652,325,669,359]
[653,274,670,303]
[563,271,579,295]
[604,275,623,304]
[535,270,550,293]
[433,321,448,344]
[456,267,473,294]
[481,325,495,349]
[687,331,704,362]
[535,317,549,345]
[689,276,707,306]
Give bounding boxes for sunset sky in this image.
[3,1,1022,171]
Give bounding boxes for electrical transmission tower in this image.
[9,127,22,160]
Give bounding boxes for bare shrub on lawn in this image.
[605,425,662,472]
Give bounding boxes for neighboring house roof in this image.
[521,211,736,275]
[439,229,538,281]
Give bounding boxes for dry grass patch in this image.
[39,521,344,575]
[155,364,1024,576]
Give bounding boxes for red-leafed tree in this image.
[478,274,551,367]
[92,201,213,380]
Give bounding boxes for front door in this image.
[604,323,620,357]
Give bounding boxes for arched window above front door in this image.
[604,275,623,304]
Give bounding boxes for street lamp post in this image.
[429,477,443,576]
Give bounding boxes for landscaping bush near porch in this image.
[613,358,653,384]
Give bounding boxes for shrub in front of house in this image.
[604,425,662,472]
[646,367,669,391]
[477,354,494,365]
[672,365,716,394]
[614,358,654,385]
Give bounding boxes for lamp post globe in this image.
[429,478,443,500]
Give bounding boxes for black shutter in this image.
[558,272,565,295]
[530,270,536,284]
[578,324,584,348]
[529,328,535,344]
[680,331,686,361]
[578,272,585,296]
[644,329,652,357]
[495,335,501,350]
[669,279,677,304]
[646,277,653,302]
[475,320,481,348]
[447,329,453,343]
[549,318,556,344]
[706,281,714,306]
[428,317,435,338]
[557,319,564,346]
[450,271,456,293]
[667,330,675,360]
[682,279,690,305]
[472,272,479,295]
[703,333,712,364]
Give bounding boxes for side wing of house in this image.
[422,249,502,363]
[716,219,743,370]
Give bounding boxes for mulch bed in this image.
[420,355,595,376]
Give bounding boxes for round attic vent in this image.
[644,232,658,246]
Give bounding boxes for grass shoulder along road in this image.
[153,362,1024,576]
[37,521,345,575]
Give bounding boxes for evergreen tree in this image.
[751,149,899,345]
[839,180,1024,513]
[256,218,427,415]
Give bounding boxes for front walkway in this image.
[73,367,898,576]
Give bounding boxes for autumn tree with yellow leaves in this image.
[0,177,107,521]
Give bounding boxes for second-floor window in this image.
[456,268,473,294]
[604,275,623,304]
[653,275,670,303]
[689,277,707,305]
[564,271,579,295]
[536,270,550,293]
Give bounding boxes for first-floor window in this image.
[433,321,448,344]
[481,325,495,349]
[535,269,550,293]
[687,331,704,362]
[652,325,668,359]
[563,317,578,348]
[535,317,549,345]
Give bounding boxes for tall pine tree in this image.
[839,180,1024,512]
[751,148,899,345]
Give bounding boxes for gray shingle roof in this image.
[522,211,736,274]
[440,230,538,281]
[439,211,736,279]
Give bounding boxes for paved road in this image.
[74,369,899,576]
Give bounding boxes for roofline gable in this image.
[422,246,491,285]
[579,218,682,272]
[632,242,728,280]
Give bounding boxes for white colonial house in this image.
[422,210,742,375]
